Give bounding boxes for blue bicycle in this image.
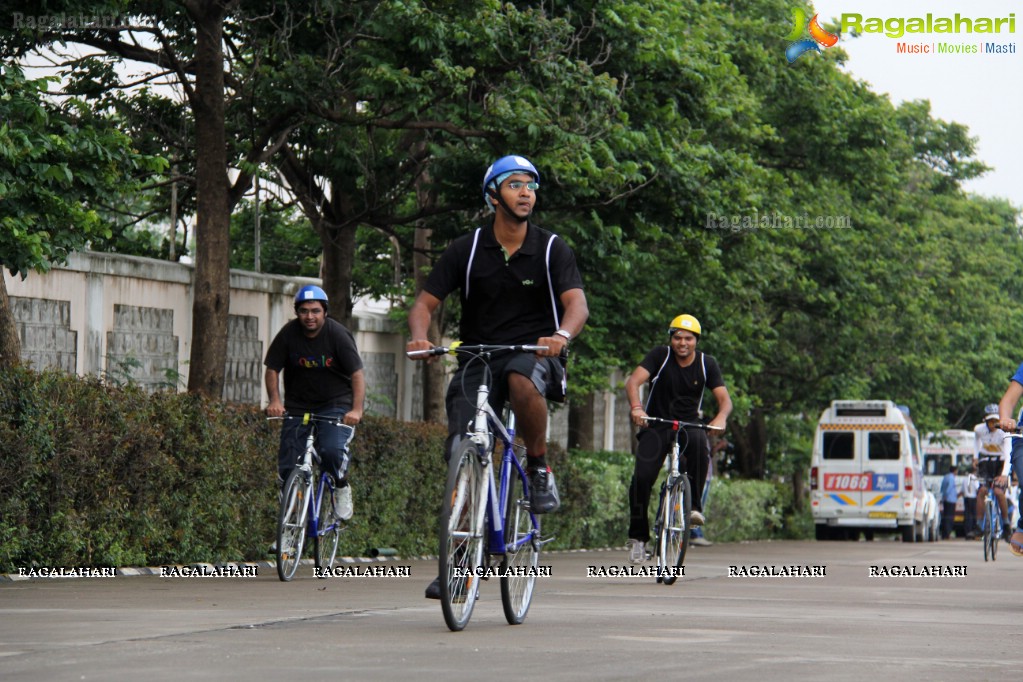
[273,413,354,581]
[408,343,546,631]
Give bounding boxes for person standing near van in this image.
[962,461,980,539]
[939,466,959,540]
[624,314,732,564]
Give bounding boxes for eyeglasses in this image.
[506,181,539,191]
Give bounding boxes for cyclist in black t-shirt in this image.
[265,285,365,521]
[408,155,589,600]
[623,314,732,564]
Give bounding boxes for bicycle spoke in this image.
[659,475,691,586]
[501,468,540,624]
[276,470,309,581]
[439,440,485,631]
[315,475,341,572]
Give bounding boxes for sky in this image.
[811,0,1021,209]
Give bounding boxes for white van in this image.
[810,400,937,542]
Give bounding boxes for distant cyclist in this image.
[624,314,732,564]
[975,403,1011,543]
[265,285,365,521]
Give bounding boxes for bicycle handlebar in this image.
[406,342,548,358]
[266,413,354,428]
[641,415,724,432]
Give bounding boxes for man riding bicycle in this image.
[265,285,365,521]
[623,314,732,564]
[975,403,1011,542]
[406,154,589,598]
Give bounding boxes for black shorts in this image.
[977,459,1005,484]
[445,350,561,442]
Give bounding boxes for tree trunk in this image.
[745,408,768,478]
[792,466,805,512]
[568,392,596,450]
[0,275,22,369]
[729,408,768,479]
[185,2,232,397]
[320,223,356,328]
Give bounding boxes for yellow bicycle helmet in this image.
[668,314,702,337]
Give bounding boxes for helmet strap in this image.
[489,185,530,225]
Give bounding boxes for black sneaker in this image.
[527,466,560,514]
[1003,523,1013,543]
[425,576,441,600]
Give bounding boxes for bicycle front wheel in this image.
[990,505,1000,561]
[277,469,310,581]
[982,501,993,561]
[659,475,692,586]
[501,466,540,625]
[315,476,341,573]
[439,439,486,631]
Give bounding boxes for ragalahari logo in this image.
[785,7,839,63]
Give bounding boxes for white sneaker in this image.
[690,535,712,547]
[626,539,646,565]
[689,510,705,527]
[334,485,353,521]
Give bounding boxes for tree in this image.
[0,64,164,367]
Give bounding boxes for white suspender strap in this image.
[464,228,482,299]
[545,234,560,329]
[644,346,672,411]
[696,352,707,415]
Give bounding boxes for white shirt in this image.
[974,422,1011,477]
[961,472,980,498]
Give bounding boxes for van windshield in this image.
[868,432,901,460]
[924,454,950,476]
[822,432,854,459]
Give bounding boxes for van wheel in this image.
[862,530,874,541]
[901,525,916,543]
[814,525,833,541]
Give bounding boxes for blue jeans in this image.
[277,407,353,485]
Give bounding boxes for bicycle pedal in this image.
[538,535,556,547]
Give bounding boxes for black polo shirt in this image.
[424,222,584,345]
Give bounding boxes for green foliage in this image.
[0,367,814,572]
[543,448,633,550]
[5,0,1023,495]
[0,64,166,277]
[705,478,792,543]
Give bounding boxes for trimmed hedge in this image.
[0,367,808,573]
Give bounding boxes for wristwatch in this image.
[554,329,571,342]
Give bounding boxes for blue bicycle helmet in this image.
[482,155,540,211]
[294,285,329,311]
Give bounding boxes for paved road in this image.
[2,538,1021,681]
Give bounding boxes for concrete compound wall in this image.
[5,251,634,450]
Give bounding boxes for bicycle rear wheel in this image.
[501,465,540,625]
[439,439,486,631]
[277,469,310,581]
[659,475,692,586]
[315,475,341,573]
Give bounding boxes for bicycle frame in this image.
[274,413,353,580]
[466,382,537,556]
[412,343,546,629]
